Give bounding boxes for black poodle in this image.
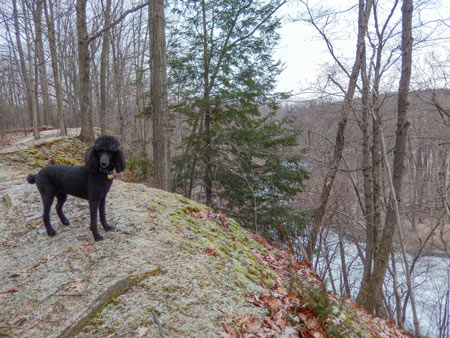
[27,135,126,241]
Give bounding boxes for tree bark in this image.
[356,0,413,315]
[13,0,39,139]
[360,50,375,285]
[100,0,112,135]
[306,0,373,260]
[150,0,171,191]
[32,0,53,126]
[379,111,420,335]
[43,0,66,135]
[201,0,213,207]
[76,0,95,143]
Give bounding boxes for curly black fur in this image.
[27,135,126,241]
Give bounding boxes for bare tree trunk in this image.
[150,0,171,191]
[76,0,95,143]
[306,0,373,260]
[379,114,420,335]
[390,253,405,328]
[338,230,351,296]
[43,0,66,135]
[356,0,413,316]
[13,0,39,139]
[32,0,53,126]
[100,0,112,135]
[360,50,375,285]
[199,0,214,206]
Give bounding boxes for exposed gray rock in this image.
[0,163,268,338]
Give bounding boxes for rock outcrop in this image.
[0,136,413,337]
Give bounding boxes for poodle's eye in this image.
[97,148,109,154]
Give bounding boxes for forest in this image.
[0,0,449,337]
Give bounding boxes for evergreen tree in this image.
[170,0,309,238]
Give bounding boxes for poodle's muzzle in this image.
[99,152,111,168]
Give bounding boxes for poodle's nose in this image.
[99,152,111,168]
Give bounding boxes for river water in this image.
[312,231,450,338]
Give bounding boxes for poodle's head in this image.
[85,135,126,174]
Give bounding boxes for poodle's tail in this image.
[27,174,37,184]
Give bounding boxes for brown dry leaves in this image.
[220,275,328,338]
[190,209,229,228]
[221,234,414,338]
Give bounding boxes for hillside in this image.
[0,136,413,337]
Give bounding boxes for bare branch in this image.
[87,2,148,44]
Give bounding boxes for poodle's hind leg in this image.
[55,192,70,226]
[40,192,57,237]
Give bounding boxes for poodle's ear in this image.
[85,146,99,172]
[112,149,126,173]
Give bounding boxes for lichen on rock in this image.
[0,136,415,338]
[0,137,275,338]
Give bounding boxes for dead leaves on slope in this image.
[189,208,413,337]
[221,233,415,338]
[189,209,229,228]
[221,276,328,338]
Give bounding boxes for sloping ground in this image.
[0,137,414,337]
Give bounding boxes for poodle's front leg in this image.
[89,199,103,241]
[99,197,113,231]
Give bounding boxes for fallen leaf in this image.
[136,326,149,337]
[265,316,281,333]
[276,317,287,330]
[25,320,38,330]
[41,254,55,261]
[276,285,288,296]
[62,279,85,292]
[204,245,219,258]
[8,317,26,326]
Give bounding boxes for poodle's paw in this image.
[61,218,70,226]
[46,228,57,237]
[103,224,114,232]
[93,233,104,241]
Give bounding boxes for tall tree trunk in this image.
[43,0,66,135]
[13,0,39,139]
[150,0,171,191]
[356,0,413,315]
[100,0,112,135]
[76,0,95,143]
[201,0,213,207]
[32,0,52,126]
[360,54,375,287]
[306,0,373,260]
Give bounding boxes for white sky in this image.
[274,18,326,94]
[273,1,355,95]
[274,0,450,97]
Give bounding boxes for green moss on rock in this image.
[0,137,86,169]
[166,200,278,294]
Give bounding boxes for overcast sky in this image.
[274,0,450,98]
